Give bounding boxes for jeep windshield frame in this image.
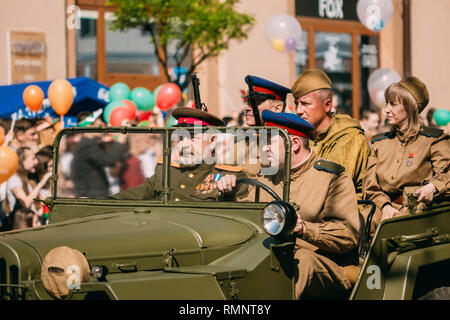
[50,126,292,205]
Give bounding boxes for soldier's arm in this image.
[300,172,359,254]
[429,133,450,196]
[362,144,392,211]
[109,176,156,200]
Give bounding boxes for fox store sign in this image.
[295,0,359,21]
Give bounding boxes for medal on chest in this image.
[406,153,414,167]
[195,173,222,194]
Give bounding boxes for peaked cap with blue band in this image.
[262,109,314,137]
[245,75,291,101]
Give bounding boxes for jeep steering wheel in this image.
[235,177,281,202]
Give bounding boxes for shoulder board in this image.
[371,131,393,144]
[214,164,245,172]
[156,157,181,168]
[419,126,444,138]
[313,159,345,175]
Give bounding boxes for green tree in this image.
[108,0,255,90]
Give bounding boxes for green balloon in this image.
[433,109,450,126]
[153,84,163,100]
[103,100,125,124]
[130,87,155,111]
[165,115,178,127]
[109,82,130,101]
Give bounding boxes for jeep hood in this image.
[1,209,256,273]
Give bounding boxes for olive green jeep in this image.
[0,126,448,300]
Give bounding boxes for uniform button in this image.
[397,160,399,163]
[180,184,186,189]
[188,173,194,178]
[175,198,180,202]
[391,176,395,179]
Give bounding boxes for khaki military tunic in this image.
[311,114,370,200]
[112,162,247,202]
[362,126,450,228]
[244,151,360,299]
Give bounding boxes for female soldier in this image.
[362,76,449,228]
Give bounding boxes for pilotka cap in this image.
[291,69,332,99]
[41,246,90,299]
[398,76,429,113]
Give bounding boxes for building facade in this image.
[0,0,448,119]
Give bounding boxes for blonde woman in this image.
[362,76,449,228]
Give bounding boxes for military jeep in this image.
[0,126,449,300]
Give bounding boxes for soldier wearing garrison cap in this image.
[111,107,248,202]
[218,110,360,299]
[362,76,449,231]
[291,69,370,201]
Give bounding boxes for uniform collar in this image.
[291,150,317,181]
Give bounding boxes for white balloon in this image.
[357,0,393,31]
[368,68,401,107]
[265,14,302,52]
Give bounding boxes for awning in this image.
[0,77,110,119]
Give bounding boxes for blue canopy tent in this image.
[0,77,110,122]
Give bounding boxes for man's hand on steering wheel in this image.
[217,174,237,193]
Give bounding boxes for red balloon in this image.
[137,111,152,122]
[109,107,133,126]
[156,83,181,111]
[23,85,44,112]
[122,99,137,120]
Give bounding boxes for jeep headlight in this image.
[261,201,297,238]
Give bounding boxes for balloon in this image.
[272,38,285,52]
[137,111,152,122]
[23,85,44,112]
[433,109,450,126]
[0,146,19,184]
[48,79,74,116]
[103,100,125,124]
[109,82,130,101]
[357,0,393,32]
[53,121,64,135]
[153,84,163,98]
[156,83,182,111]
[0,126,4,146]
[122,99,137,120]
[367,68,401,108]
[109,107,133,127]
[137,120,150,127]
[265,14,302,53]
[285,38,297,51]
[130,87,155,111]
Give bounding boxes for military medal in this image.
[406,153,414,167]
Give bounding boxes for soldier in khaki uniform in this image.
[111,107,247,202]
[218,110,360,299]
[291,69,370,200]
[362,76,449,229]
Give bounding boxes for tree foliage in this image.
[108,0,255,90]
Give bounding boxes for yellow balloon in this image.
[272,38,285,52]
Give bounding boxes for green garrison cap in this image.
[398,76,429,113]
[291,69,332,99]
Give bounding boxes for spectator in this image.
[9,119,39,152]
[12,208,40,230]
[33,146,54,206]
[35,119,56,148]
[119,135,146,190]
[71,111,126,197]
[360,109,380,133]
[3,147,52,225]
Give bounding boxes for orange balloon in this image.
[0,146,19,184]
[0,126,4,146]
[53,121,63,135]
[48,79,74,116]
[23,85,44,112]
